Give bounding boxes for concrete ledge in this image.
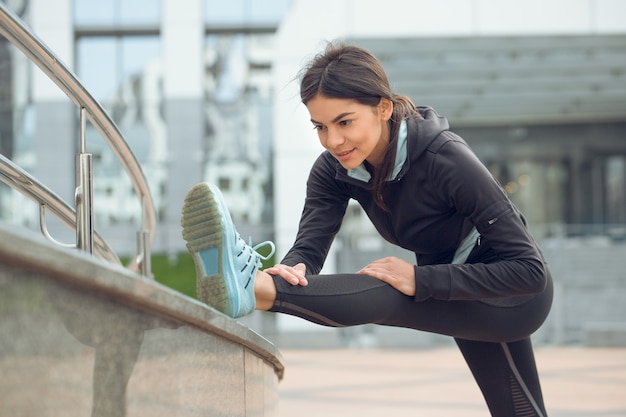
[0,223,283,416]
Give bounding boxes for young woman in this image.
[181,42,553,417]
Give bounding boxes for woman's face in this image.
[306,95,392,170]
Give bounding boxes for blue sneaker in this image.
[181,183,275,318]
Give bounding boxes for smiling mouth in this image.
[335,149,355,160]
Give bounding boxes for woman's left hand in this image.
[357,256,416,297]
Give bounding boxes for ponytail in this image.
[370,94,419,210]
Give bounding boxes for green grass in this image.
[150,252,197,298]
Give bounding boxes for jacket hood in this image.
[389,106,449,182]
[409,106,450,159]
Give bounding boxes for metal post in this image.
[76,107,94,254]
[137,229,152,277]
[138,195,152,277]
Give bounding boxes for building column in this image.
[160,0,204,255]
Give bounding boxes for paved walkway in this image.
[276,346,626,417]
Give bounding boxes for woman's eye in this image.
[339,120,351,126]
[313,124,325,131]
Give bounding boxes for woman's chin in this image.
[335,155,365,171]
[339,161,361,171]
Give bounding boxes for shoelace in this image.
[238,239,275,289]
[249,238,276,261]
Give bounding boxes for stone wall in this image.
[0,224,284,416]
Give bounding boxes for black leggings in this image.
[270,271,553,417]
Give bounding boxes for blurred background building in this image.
[1,0,625,348]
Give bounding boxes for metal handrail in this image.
[0,153,120,265]
[0,3,155,274]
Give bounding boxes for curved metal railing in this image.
[0,153,120,265]
[0,2,155,275]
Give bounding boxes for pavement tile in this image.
[277,346,626,417]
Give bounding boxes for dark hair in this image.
[299,41,418,210]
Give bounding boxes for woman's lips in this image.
[334,148,355,161]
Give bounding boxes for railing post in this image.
[76,107,94,254]
[137,229,152,277]
[137,195,153,277]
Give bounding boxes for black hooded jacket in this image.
[280,107,548,305]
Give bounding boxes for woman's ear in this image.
[378,97,393,121]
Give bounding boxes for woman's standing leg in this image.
[455,338,548,417]
[269,273,552,416]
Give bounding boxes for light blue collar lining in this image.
[347,119,408,183]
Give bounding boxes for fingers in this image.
[357,264,389,284]
[293,262,307,275]
[356,257,416,297]
[263,263,308,286]
[357,257,391,275]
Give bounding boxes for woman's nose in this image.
[324,128,344,148]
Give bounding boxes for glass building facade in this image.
[1,0,625,255]
[0,0,292,251]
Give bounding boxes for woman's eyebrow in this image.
[310,112,355,125]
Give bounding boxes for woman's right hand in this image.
[263,263,308,286]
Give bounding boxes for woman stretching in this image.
[181,42,553,417]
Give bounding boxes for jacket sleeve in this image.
[279,153,349,274]
[413,134,547,302]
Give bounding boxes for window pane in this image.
[76,37,160,102]
[203,33,274,225]
[119,0,161,24]
[74,0,116,25]
[76,35,163,225]
[121,37,161,84]
[204,0,291,25]
[76,38,117,101]
[74,0,161,25]
[606,156,626,224]
[204,0,245,24]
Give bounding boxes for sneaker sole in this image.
[181,183,233,315]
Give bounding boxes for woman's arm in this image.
[413,133,547,301]
[279,153,350,275]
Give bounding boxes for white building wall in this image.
[271,0,626,332]
[159,0,206,256]
[162,0,203,99]
[31,0,73,102]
